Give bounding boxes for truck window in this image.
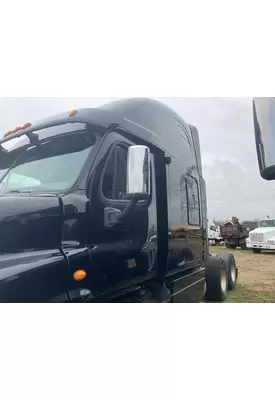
[178,125,193,154]
[0,131,96,194]
[259,219,275,228]
[102,144,128,200]
[186,175,200,226]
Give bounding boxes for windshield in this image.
[0,130,96,193]
[259,220,275,228]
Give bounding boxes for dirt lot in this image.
[210,246,275,302]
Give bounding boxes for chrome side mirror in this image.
[126,145,151,200]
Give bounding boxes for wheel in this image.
[240,243,247,250]
[225,243,236,249]
[205,256,228,301]
[216,252,237,290]
[252,248,261,253]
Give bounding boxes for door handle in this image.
[104,207,122,228]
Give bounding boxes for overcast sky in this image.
[1,97,274,220]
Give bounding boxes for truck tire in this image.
[205,257,228,301]
[216,252,237,290]
[225,243,236,249]
[252,248,261,253]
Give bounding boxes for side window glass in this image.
[178,125,193,155]
[102,150,115,199]
[102,144,128,200]
[186,175,200,226]
[114,145,127,199]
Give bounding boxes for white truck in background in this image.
[208,220,223,246]
[246,217,275,253]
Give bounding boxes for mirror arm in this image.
[117,198,139,222]
[111,193,150,227]
[105,198,139,229]
[119,191,149,219]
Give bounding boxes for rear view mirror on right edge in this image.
[253,97,275,180]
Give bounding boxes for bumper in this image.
[246,242,275,250]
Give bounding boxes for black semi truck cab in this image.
[0,98,237,302]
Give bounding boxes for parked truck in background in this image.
[208,219,223,245]
[220,217,248,250]
[242,220,258,232]
[0,98,238,302]
[246,217,275,253]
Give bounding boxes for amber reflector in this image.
[3,130,13,138]
[69,109,78,117]
[73,270,87,281]
[12,127,22,134]
[22,122,32,130]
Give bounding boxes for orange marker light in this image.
[12,126,22,134]
[73,269,87,281]
[69,109,78,117]
[22,122,32,130]
[3,130,13,138]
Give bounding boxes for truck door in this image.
[87,131,158,295]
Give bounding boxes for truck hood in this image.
[0,193,67,302]
[249,227,275,240]
[0,193,62,254]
